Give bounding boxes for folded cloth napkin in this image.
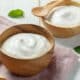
[0,16,78,80]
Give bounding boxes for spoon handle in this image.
[44,0,63,10]
[70,1,80,6]
[63,0,72,5]
[45,0,72,9]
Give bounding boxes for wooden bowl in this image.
[41,1,80,38]
[0,24,54,76]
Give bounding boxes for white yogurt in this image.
[0,33,51,59]
[48,6,80,27]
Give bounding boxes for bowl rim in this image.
[0,24,55,60]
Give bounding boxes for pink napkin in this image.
[0,16,78,80]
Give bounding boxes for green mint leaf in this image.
[74,46,80,54]
[8,9,24,18]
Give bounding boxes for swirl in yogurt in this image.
[49,6,80,27]
[1,33,51,59]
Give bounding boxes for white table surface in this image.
[0,0,80,80]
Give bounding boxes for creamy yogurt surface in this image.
[1,33,51,59]
[48,6,80,27]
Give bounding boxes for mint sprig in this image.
[8,9,24,18]
[74,46,80,54]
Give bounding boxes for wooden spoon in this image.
[32,0,71,17]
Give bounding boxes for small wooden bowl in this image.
[0,24,54,76]
[41,1,80,38]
